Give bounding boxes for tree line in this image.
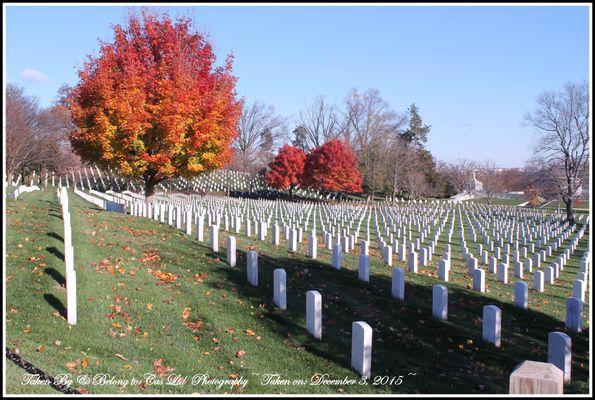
[6,84,80,186]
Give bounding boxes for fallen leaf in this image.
[153,358,174,377]
[65,361,78,371]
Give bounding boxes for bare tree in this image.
[525,81,589,224]
[497,167,525,192]
[232,101,287,175]
[404,168,430,200]
[343,88,406,195]
[443,159,479,195]
[6,84,82,187]
[297,95,341,150]
[386,136,417,199]
[6,84,42,185]
[37,104,81,176]
[478,160,505,205]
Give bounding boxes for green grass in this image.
[465,198,524,206]
[539,200,590,214]
[4,361,62,394]
[5,190,590,394]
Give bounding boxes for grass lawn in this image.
[539,200,590,214]
[4,190,590,394]
[465,198,525,206]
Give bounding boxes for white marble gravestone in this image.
[432,284,448,320]
[351,321,372,378]
[273,269,287,310]
[548,332,571,383]
[482,305,501,348]
[306,290,322,339]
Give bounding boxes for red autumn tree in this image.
[68,11,242,201]
[265,144,306,193]
[302,139,363,193]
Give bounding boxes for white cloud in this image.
[20,68,50,84]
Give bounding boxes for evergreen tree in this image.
[291,125,308,151]
[401,103,430,147]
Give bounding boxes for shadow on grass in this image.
[43,293,66,318]
[44,267,66,287]
[45,246,64,262]
[202,247,589,394]
[47,232,64,242]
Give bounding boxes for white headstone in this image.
[432,284,448,320]
[66,270,77,325]
[565,297,582,332]
[489,257,497,274]
[514,281,528,309]
[533,269,545,292]
[273,269,287,310]
[308,235,317,259]
[273,224,280,246]
[514,261,523,279]
[482,305,501,348]
[306,290,322,339]
[498,263,509,284]
[545,266,555,285]
[332,243,342,270]
[226,236,236,267]
[351,321,372,378]
[438,259,449,282]
[210,225,219,252]
[196,215,204,242]
[361,240,369,256]
[472,268,486,292]
[572,279,586,303]
[408,251,418,274]
[548,332,571,383]
[392,268,404,300]
[358,254,370,283]
[289,229,298,252]
[247,250,258,286]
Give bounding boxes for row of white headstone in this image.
[8,184,40,199]
[228,243,371,378]
[117,189,588,332]
[74,188,106,209]
[58,188,77,325]
[104,189,589,382]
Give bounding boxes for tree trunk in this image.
[563,198,575,225]
[145,180,156,204]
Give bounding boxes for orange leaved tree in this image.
[68,12,242,201]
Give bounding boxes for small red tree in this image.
[68,11,242,201]
[265,144,306,193]
[302,139,363,193]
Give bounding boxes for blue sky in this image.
[4,5,590,167]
